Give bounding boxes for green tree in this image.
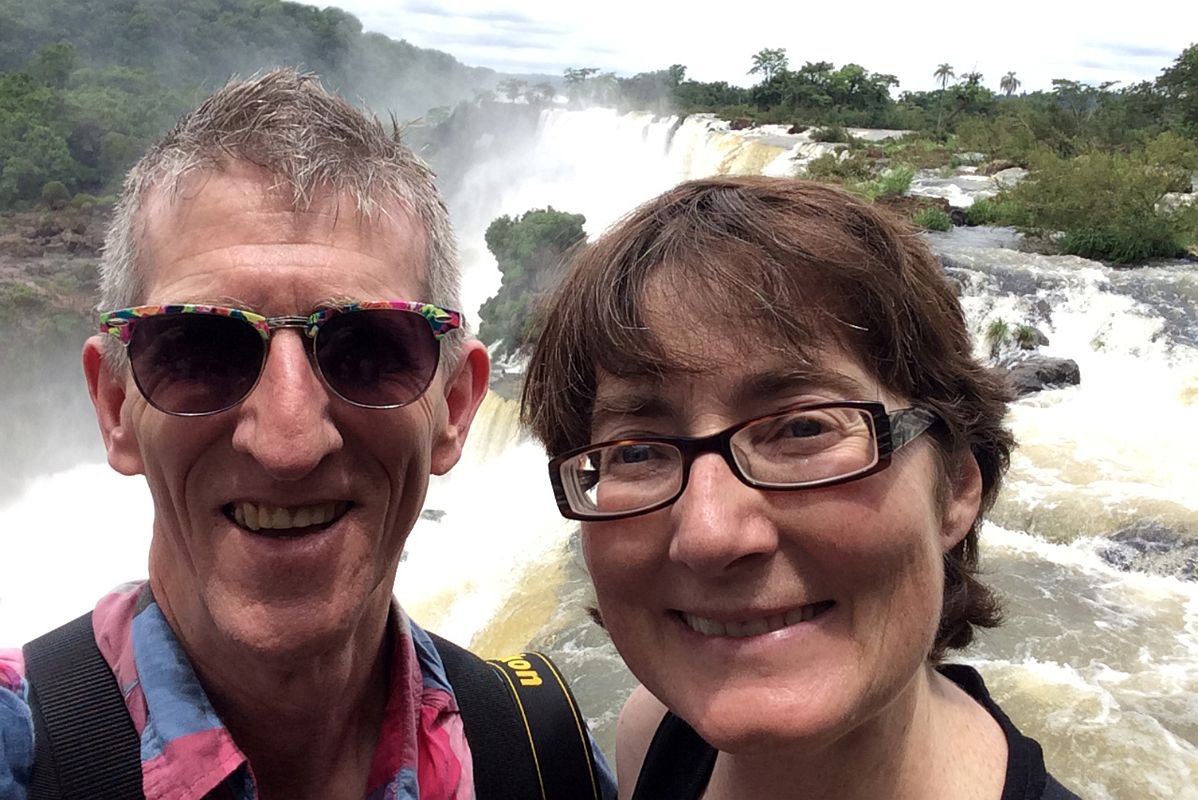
[24,42,78,89]
[749,48,789,83]
[479,208,587,356]
[934,63,955,90]
[1000,71,1021,97]
[1156,43,1198,133]
[496,78,526,102]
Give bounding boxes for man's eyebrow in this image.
[734,367,874,406]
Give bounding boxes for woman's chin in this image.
[678,691,851,755]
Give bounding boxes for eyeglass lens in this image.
[126,309,440,414]
[314,310,439,408]
[563,406,879,517]
[128,312,264,415]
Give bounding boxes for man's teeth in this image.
[681,603,829,638]
[232,501,347,532]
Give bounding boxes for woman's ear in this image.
[942,453,983,551]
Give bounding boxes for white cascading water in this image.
[1,109,1195,798]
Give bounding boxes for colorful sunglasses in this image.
[100,301,461,415]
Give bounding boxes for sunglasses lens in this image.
[315,309,440,407]
[127,313,264,415]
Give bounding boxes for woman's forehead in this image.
[592,341,885,415]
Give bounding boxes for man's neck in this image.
[703,665,1008,800]
[158,589,395,800]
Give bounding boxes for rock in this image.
[1099,522,1198,581]
[991,167,1028,188]
[787,124,808,135]
[729,117,753,131]
[875,194,951,220]
[28,221,64,239]
[1157,192,1197,215]
[950,208,968,227]
[978,159,1019,175]
[1015,325,1050,350]
[997,354,1080,396]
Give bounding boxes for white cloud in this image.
[326,0,1195,92]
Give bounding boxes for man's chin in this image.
[205,591,379,662]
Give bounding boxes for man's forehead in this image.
[141,164,423,243]
[135,164,429,300]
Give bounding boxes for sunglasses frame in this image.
[99,301,462,415]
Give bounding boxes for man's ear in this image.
[430,340,491,476]
[942,452,983,551]
[82,336,144,476]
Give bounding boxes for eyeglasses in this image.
[99,301,461,416]
[548,401,939,521]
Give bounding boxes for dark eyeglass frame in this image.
[99,301,461,416]
[547,401,940,521]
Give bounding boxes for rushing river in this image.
[2,109,1195,799]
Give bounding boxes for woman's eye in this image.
[616,444,653,463]
[787,417,827,437]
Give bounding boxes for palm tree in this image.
[934,63,955,90]
[1000,71,1021,96]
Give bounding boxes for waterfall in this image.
[2,108,1195,797]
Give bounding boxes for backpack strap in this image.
[429,633,602,800]
[22,611,144,800]
[631,711,717,800]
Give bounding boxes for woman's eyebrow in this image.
[734,368,872,406]
[590,392,672,430]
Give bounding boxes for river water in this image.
[1,110,1195,799]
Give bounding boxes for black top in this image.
[631,664,1081,800]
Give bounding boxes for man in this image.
[0,70,613,800]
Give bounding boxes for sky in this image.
[323,0,1196,94]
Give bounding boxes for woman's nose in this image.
[667,451,780,576]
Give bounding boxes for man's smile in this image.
[224,500,352,535]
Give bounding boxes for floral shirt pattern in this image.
[0,583,481,800]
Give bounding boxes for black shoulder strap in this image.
[428,632,602,800]
[631,711,717,800]
[22,611,144,800]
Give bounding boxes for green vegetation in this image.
[1008,150,1195,262]
[912,207,952,231]
[478,208,587,357]
[965,196,1025,227]
[850,164,916,201]
[0,0,501,210]
[985,318,1010,359]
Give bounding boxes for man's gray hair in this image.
[99,68,463,367]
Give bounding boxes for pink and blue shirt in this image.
[1,582,592,800]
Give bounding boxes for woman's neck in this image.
[703,665,1007,800]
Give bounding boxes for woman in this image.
[521,177,1078,799]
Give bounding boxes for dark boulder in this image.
[787,124,808,135]
[998,354,1080,396]
[1016,325,1050,350]
[729,117,753,131]
[1099,522,1198,581]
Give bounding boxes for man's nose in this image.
[667,452,779,576]
[231,330,343,479]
